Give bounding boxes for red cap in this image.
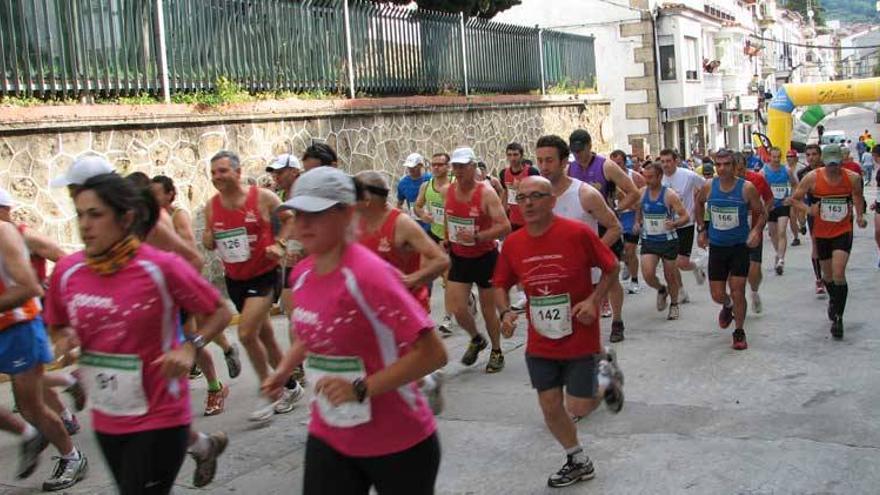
[786,149,798,157]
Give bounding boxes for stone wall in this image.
[0,95,610,282]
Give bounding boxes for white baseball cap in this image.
[450,147,477,165]
[50,155,114,187]
[266,154,304,172]
[402,153,425,168]
[0,187,14,208]
[280,167,356,213]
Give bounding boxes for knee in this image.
[566,398,599,418]
[238,326,260,345]
[675,259,690,270]
[538,393,565,420]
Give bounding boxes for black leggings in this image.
[304,433,441,495]
[96,425,189,495]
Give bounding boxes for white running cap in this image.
[50,155,114,187]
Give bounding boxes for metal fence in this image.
[0,0,596,99]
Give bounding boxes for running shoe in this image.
[600,300,612,318]
[63,415,80,436]
[485,349,505,374]
[224,344,242,379]
[656,286,668,311]
[800,224,807,235]
[775,258,784,275]
[249,399,277,423]
[609,321,624,343]
[17,432,48,479]
[291,364,307,385]
[461,334,488,366]
[64,381,87,412]
[191,432,228,488]
[831,316,844,340]
[680,288,690,304]
[751,291,762,314]
[815,280,827,298]
[693,266,706,285]
[468,290,479,316]
[189,364,203,380]
[274,382,305,414]
[627,281,641,294]
[731,329,748,350]
[620,264,630,281]
[423,371,445,415]
[548,456,595,488]
[438,315,454,338]
[42,452,88,492]
[205,384,230,416]
[718,304,734,329]
[791,238,801,246]
[667,303,680,320]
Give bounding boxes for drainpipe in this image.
[650,8,664,150]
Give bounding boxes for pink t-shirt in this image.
[289,242,436,457]
[43,245,221,435]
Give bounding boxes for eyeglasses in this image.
[515,192,552,202]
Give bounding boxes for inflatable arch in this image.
[791,101,880,149]
[767,77,880,155]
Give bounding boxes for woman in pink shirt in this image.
[44,173,232,495]
[263,167,447,494]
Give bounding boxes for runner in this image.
[659,149,708,303]
[633,162,690,320]
[353,171,450,413]
[761,147,799,276]
[695,149,766,350]
[151,175,241,416]
[859,144,876,186]
[445,147,511,372]
[733,153,774,314]
[301,142,338,170]
[799,144,827,297]
[44,173,231,494]
[610,150,646,294]
[791,145,867,339]
[397,153,432,231]
[414,152,458,336]
[568,130,639,333]
[534,135,623,340]
[498,142,540,231]
[265,153,304,202]
[0,220,87,491]
[263,167,446,495]
[786,149,806,246]
[493,176,623,488]
[203,151,304,422]
[477,161,505,200]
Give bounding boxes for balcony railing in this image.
[703,72,723,101]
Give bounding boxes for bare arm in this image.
[478,186,512,242]
[23,229,67,262]
[665,189,691,228]
[744,182,767,247]
[605,161,640,211]
[171,210,197,248]
[413,182,432,224]
[579,184,621,247]
[146,212,204,270]
[851,171,867,227]
[396,214,450,288]
[695,181,711,248]
[790,171,816,215]
[0,224,42,312]
[202,202,215,251]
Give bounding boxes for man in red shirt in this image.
[735,153,773,314]
[840,146,863,178]
[493,176,622,489]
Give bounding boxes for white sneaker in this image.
[274,382,305,414]
[679,288,690,304]
[751,291,762,314]
[693,266,706,285]
[422,371,445,415]
[511,291,527,311]
[626,281,641,294]
[249,399,276,423]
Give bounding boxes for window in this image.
[685,36,699,80]
[659,35,676,81]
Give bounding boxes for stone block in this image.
[633,47,654,64]
[620,21,651,38]
[625,76,656,91]
[626,103,658,120]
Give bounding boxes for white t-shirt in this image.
[661,168,704,227]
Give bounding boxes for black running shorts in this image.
[768,205,790,223]
[640,239,678,261]
[525,354,598,399]
[448,250,498,289]
[708,244,749,281]
[815,232,853,261]
[225,268,282,313]
[676,225,695,258]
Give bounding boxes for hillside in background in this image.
[823,0,879,23]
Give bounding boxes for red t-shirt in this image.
[493,216,617,359]
[842,160,863,176]
[745,171,773,205]
[501,166,540,227]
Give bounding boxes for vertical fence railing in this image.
[0,0,595,99]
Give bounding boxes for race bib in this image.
[644,214,668,236]
[448,216,476,246]
[771,185,790,200]
[286,239,304,256]
[304,354,370,428]
[710,206,740,231]
[80,352,148,417]
[215,227,251,263]
[820,198,848,222]
[529,294,573,339]
[430,204,445,225]
[506,187,518,205]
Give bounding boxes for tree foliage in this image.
[378,0,521,18]
[781,0,826,26]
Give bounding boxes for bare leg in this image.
[259,318,283,369]
[608,279,625,323]
[776,217,790,260]
[477,286,501,350]
[640,255,662,290]
[448,281,479,339]
[728,276,748,329]
[662,260,681,303]
[237,295,276,383]
[13,366,73,455]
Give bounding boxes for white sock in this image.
[421,374,437,392]
[189,432,210,457]
[565,445,588,464]
[60,409,73,422]
[61,447,80,460]
[21,422,37,440]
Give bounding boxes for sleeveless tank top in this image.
[618,170,637,234]
[16,224,47,285]
[1,231,41,332]
[707,178,750,247]
[445,182,496,258]
[425,178,448,239]
[357,209,430,310]
[640,187,678,242]
[552,178,598,231]
[210,186,278,281]
[763,165,791,208]
[568,154,613,203]
[813,168,853,239]
[502,166,532,227]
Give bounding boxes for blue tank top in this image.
[763,166,791,208]
[707,178,750,247]
[640,186,678,242]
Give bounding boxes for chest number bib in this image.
[529,294,573,339]
[215,227,251,263]
[430,204,445,225]
[820,198,848,222]
[771,185,790,200]
[710,206,740,231]
[447,216,476,246]
[80,352,148,417]
[304,354,370,428]
[644,214,668,236]
[506,186,518,205]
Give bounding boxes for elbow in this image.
[215,304,233,329]
[433,342,448,369]
[438,254,451,273]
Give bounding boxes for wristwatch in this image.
[352,378,368,403]
[186,334,208,350]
